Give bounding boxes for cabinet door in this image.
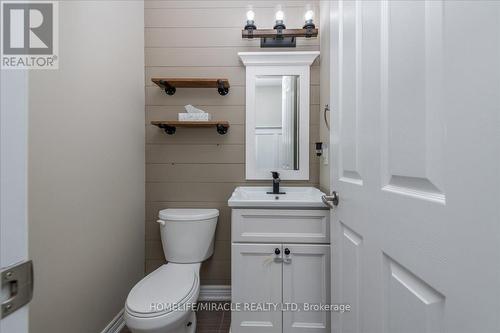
[232,243,283,333]
[283,244,330,333]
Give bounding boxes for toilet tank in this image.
[158,209,219,263]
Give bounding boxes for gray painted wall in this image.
[28,1,145,332]
[144,0,321,284]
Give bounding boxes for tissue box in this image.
[178,113,212,121]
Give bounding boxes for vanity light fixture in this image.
[241,5,318,48]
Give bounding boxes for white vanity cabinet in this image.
[233,49,327,333]
[231,209,331,333]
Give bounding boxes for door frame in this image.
[328,1,341,331]
[0,69,30,333]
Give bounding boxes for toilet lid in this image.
[126,264,197,315]
[159,208,219,221]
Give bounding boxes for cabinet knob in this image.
[274,248,281,255]
[284,248,290,255]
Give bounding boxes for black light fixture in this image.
[241,4,318,48]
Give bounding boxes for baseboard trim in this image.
[199,285,231,301]
[101,309,125,333]
[100,285,230,332]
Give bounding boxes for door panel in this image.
[231,243,282,333]
[338,0,363,185]
[383,254,444,333]
[380,0,445,203]
[333,222,362,333]
[330,1,500,333]
[282,244,330,333]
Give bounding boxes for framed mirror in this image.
[239,51,320,180]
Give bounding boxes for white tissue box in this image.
[178,113,212,121]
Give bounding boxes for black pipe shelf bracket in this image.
[217,79,229,96]
[216,123,229,135]
[151,121,230,136]
[159,80,176,96]
[151,78,230,96]
[158,123,176,135]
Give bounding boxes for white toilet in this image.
[124,208,219,333]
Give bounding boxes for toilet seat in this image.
[126,263,199,318]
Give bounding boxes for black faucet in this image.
[267,171,285,194]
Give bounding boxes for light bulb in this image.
[275,10,284,21]
[304,9,314,21]
[302,5,315,31]
[246,10,255,21]
[244,6,257,32]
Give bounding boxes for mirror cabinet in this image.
[239,52,320,180]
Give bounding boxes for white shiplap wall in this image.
[145,0,321,285]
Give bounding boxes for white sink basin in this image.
[228,186,328,208]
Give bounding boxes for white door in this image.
[282,244,330,333]
[232,243,283,333]
[329,1,500,333]
[0,70,30,332]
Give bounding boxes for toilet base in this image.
[127,311,196,333]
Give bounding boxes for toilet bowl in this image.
[124,209,219,333]
[124,264,200,333]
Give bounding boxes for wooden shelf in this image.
[151,120,230,135]
[151,78,230,96]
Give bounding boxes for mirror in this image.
[254,75,300,171]
[239,51,319,180]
